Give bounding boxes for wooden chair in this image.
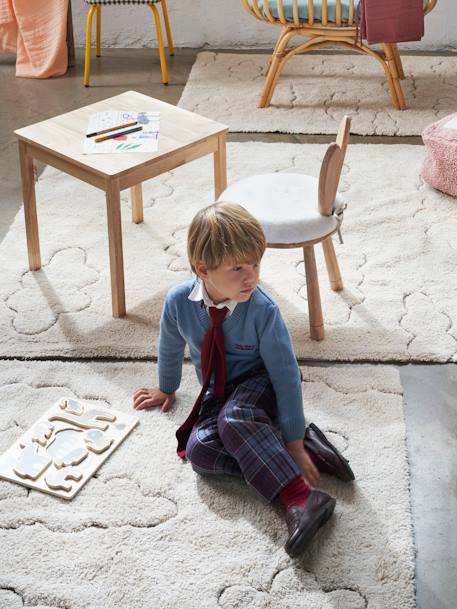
[218,115,351,340]
[83,0,174,87]
[240,0,438,110]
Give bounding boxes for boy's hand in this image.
[133,388,175,412]
[286,440,320,488]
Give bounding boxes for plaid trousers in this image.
[186,367,301,502]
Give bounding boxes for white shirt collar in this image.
[188,279,238,316]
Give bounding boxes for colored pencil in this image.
[95,126,143,143]
[86,120,138,138]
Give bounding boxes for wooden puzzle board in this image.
[0,397,139,499]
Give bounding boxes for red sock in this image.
[279,476,311,510]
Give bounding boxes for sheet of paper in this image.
[83,111,160,154]
[443,115,457,131]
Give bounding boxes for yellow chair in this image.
[240,0,437,110]
[83,0,174,87]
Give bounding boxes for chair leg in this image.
[303,245,324,341]
[96,5,102,57]
[149,4,168,84]
[391,43,405,80]
[259,29,294,108]
[383,43,406,110]
[84,6,97,87]
[263,29,286,76]
[160,0,174,56]
[322,237,343,291]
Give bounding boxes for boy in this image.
[133,203,354,558]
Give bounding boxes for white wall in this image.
[72,0,457,51]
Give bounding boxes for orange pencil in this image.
[95,125,143,143]
[86,120,138,138]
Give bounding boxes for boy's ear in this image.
[195,261,209,279]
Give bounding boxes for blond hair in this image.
[187,202,266,273]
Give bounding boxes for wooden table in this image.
[14,91,228,318]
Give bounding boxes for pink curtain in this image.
[0,0,68,78]
[358,0,424,45]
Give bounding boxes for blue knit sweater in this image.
[158,278,305,442]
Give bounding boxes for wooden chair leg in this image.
[391,43,405,80]
[83,6,96,87]
[303,245,324,341]
[263,28,287,76]
[96,6,102,57]
[131,184,144,224]
[383,43,406,110]
[259,29,293,108]
[160,0,174,56]
[150,4,168,84]
[322,237,343,291]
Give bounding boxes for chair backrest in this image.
[318,115,351,216]
[240,0,357,27]
[241,0,436,28]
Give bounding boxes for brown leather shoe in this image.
[304,423,355,482]
[285,490,336,558]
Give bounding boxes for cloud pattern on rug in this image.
[0,361,414,609]
[2,143,457,362]
[121,172,176,211]
[219,567,366,609]
[179,53,457,136]
[0,587,62,609]
[6,248,99,335]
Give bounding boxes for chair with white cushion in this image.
[83,0,174,87]
[219,115,351,341]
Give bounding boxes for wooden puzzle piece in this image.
[31,421,55,446]
[45,466,83,492]
[59,398,85,416]
[83,429,114,454]
[13,445,52,480]
[48,408,116,431]
[46,428,84,459]
[54,446,88,469]
[85,409,117,423]
[19,435,35,449]
[19,421,55,449]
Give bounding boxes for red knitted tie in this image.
[176,306,228,458]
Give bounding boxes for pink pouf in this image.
[422,113,457,197]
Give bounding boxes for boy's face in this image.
[196,259,261,305]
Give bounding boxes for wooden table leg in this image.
[214,133,227,200]
[18,141,41,270]
[130,184,144,224]
[106,180,126,317]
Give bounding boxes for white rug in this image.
[178,52,457,135]
[0,360,414,609]
[1,143,457,362]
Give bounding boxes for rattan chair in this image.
[83,0,174,87]
[219,115,351,341]
[240,0,438,109]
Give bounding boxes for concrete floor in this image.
[1,48,456,609]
